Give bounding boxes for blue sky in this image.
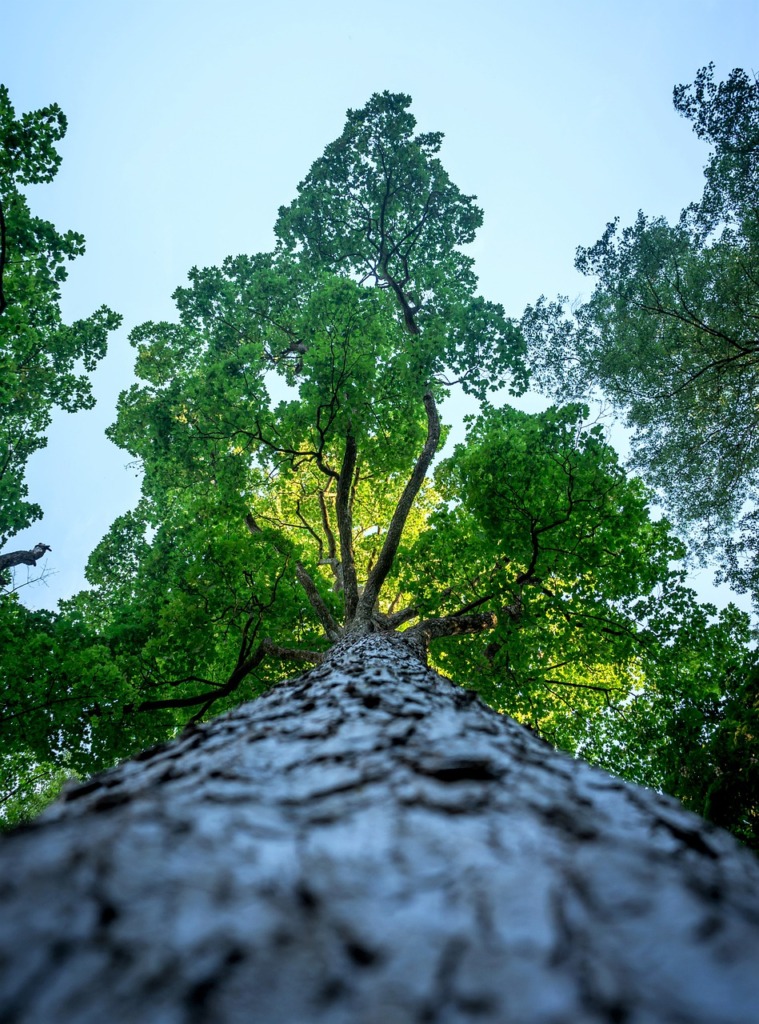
[2,0,757,610]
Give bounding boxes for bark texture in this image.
[1,633,759,1024]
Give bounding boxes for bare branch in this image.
[0,543,51,573]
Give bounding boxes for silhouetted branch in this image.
[0,543,51,572]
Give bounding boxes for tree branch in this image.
[261,639,324,664]
[295,562,341,641]
[132,642,268,715]
[452,593,494,617]
[318,487,337,562]
[294,500,324,559]
[245,513,340,640]
[355,392,441,624]
[0,543,51,572]
[336,433,360,621]
[375,605,419,629]
[542,677,620,695]
[406,610,498,646]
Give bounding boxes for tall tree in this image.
[0,84,120,815]
[521,66,759,592]
[1,88,758,1021]
[0,85,120,569]
[1,93,753,845]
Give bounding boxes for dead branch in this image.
[0,543,51,572]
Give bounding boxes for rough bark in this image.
[1,633,758,1024]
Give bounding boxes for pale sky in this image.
[2,0,757,611]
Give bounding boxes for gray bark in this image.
[1,633,758,1024]
[0,543,51,573]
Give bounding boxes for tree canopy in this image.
[0,85,755,849]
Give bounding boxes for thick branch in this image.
[407,611,498,646]
[376,605,419,630]
[336,433,360,620]
[355,392,440,624]
[318,488,337,562]
[384,273,421,334]
[295,562,341,641]
[0,543,51,572]
[261,639,324,664]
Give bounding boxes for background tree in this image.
[522,65,759,596]
[0,85,121,814]
[0,85,120,568]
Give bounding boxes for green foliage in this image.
[0,750,79,831]
[275,92,527,401]
[398,406,745,759]
[2,88,755,851]
[522,66,759,582]
[0,85,121,548]
[578,636,759,851]
[115,259,434,505]
[673,64,759,234]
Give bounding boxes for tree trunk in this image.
[1,633,758,1024]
